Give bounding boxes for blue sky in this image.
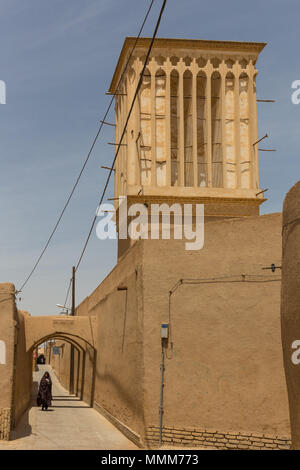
[0,0,299,315]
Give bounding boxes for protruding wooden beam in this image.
[105,92,127,96]
[108,142,127,146]
[256,188,269,196]
[100,120,116,127]
[101,166,115,171]
[257,99,275,103]
[253,133,268,146]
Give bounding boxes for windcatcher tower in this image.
[109,37,266,257]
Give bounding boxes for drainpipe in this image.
[159,344,165,446]
[159,324,169,447]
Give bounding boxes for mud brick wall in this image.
[145,426,291,450]
[0,409,11,440]
[0,283,17,440]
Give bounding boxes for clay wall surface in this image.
[0,283,16,439]
[13,310,32,427]
[142,213,290,445]
[281,181,300,449]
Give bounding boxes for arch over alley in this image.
[24,315,97,352]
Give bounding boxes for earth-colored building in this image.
[49,38,291,449]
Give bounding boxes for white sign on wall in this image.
[0,340,6,365]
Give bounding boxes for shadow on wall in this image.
[10,381,39,441]
[95,370,142,424]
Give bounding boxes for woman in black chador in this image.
[37,371,52,411]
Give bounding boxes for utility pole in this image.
[69,266,75,394]
[72,266,75,316]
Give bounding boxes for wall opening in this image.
[225,71,236,188]
[170,69,179,186]
[197,71,207,187]
[239,72,251,189]
[139,68,152,186]
[183,70,193,187]
[155,68,167,187]
[211,71,222,188]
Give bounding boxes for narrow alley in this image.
[0,365,137,450]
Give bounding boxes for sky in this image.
[0,0,299,316]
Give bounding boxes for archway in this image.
[32,332,97,408]
[24,314,97,353]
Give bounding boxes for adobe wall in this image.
[0,286,34,439]
[50,341,73,392]
[0,283,16,440]
[281,181,300,449]
[13,310,33,426]
[142,213,291,449]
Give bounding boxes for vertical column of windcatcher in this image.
[225,70,236,188]
[150,61,156,186]
[170,69,179,186]
[196,71,207,187]
[139,67,152,186]
[220,63,227,188]
[183,70,193,187]
[165,60,171,187]
[249,63,259,190]
[205,62,213,188]
[134,58,143,187]
[178,62,185,187]
[192,65,198,188]
[239,70,250,188]
[119,81,125,195]
[127,63,139,187]
[155,68,167,186]
[233,61,241,189]
[211,71,222,188]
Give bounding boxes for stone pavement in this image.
[0,365,137,450]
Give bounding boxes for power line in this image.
[169,273,281,294]
[17,0,155,294]
[167,272,281,346]
[73,0,167,274]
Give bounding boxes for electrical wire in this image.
[167,272,281,348]
[17,0,155,294]
[73,0,167,274]
[169,273,281,294]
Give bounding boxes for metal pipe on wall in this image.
[159,344,165,447]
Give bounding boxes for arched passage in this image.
[25,315,98,409]
[24,315,97,352]
[32,331,97,408]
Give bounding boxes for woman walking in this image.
[37,371,52,411]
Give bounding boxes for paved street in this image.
[0,365,137,450]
